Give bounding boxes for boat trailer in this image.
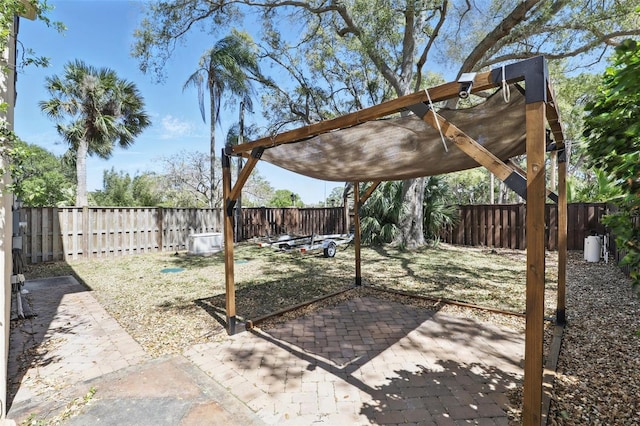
[258,233,353,257]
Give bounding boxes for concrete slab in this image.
[7,277,262,426]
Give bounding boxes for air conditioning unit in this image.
[188,232,223,255]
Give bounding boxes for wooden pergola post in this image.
[354,181,362,286]
[523,101,547,425]
[222,153,237,334]
[557,145,568,324]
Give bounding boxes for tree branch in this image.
[456,0,545,78]
[415,0,448,91]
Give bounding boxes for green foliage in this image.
[184,29,260,124]
[423,176,458,242]
[39,60,151,206]
[183,30,262,206]
[0,128,75,207]
[583,38,640,285]
[0,1,63,71]
[91,168,164,207]
[360,177,458,246]
[324,186,344,207]
[568,168,622,202]
[1,1,63,198]
[446,169,491,204]
[9,140,75,206]
[360,181,404,246]
[268,189,302,208]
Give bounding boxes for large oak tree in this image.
[133,0,640,247]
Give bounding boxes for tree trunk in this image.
[209,84,216,208]
[76,139,89,207]
[397,177,425,248]
[490,173,495,204]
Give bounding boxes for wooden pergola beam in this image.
[546,82,565,145]
[506,159,558,203]
[360,181,382,204]
[557,143,568,325]
[221,154,237,334]
[523,101,547,425]
[228,150,262,203]
[417,109,527,199]
[354,182,362,286]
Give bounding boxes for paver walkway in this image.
[7,276,261,425]
[186,296,525,425]
[8,276,147,416]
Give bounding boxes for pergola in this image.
[221,56,567,425]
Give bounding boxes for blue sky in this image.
[13,0,341,205]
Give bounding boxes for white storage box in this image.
[188,232,223,255]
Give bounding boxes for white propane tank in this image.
[584,235,601,262]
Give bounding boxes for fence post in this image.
[82,206,89,259]
[157,207,164,252]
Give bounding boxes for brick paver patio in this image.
[186,295,524,425]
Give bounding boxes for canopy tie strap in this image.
[502,65,511,103]
[425,89,448,153]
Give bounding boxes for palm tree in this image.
[423,176,459,243]
[183,30,260,207]
[360,181,406,246]
[40,60,151,206]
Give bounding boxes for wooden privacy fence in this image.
[19,206,346,264]
[19,207,222,264]
[19,203,609,264]
[240,207,346,240]
[439,203,608,250]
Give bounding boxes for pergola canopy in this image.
[261,88,527,182]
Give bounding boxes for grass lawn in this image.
[25,243,558,357]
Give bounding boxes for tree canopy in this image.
[133,0,640,247]
[268,189,303,208]
[183,30,261,206]
[9,140,75,206]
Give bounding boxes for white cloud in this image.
[158,115,198,140]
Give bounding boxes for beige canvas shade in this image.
[259,87,526,182]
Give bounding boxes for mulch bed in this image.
[546,252,640,425]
